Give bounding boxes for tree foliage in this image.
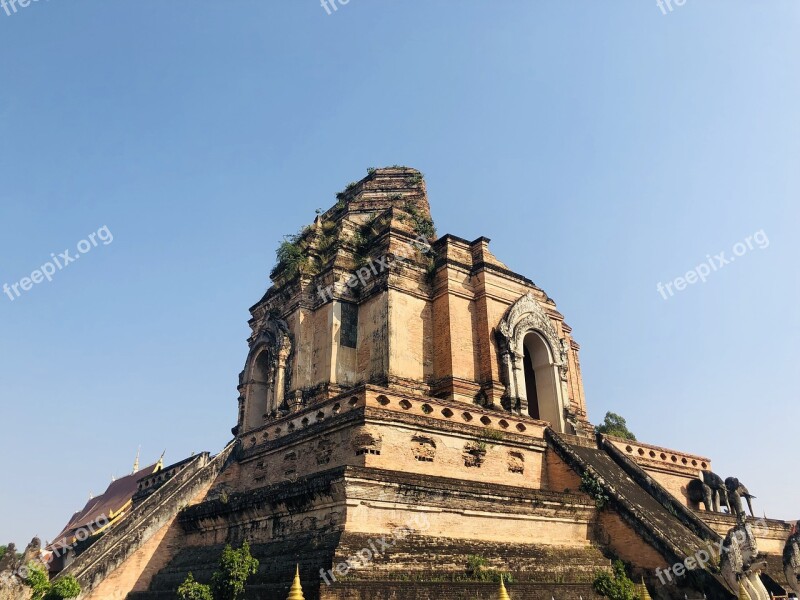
[595,412,636,441]
[24,564,52,600]
[210,541,259,600]
[177,572,213,600]
[23,564,81,600]
[46,576,82,600]
[593,560,638,600]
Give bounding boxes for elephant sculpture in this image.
[700,470,729,512]
[688,478,714,511]
[725,477,756,518]
[784,527,800,595]
[719,514,770,600]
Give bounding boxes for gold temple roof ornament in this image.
[498,574,511,600]
[637,576,652,600]
[286,565,305,600]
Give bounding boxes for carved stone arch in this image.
[240,314,293,433]
[496,293,568,432]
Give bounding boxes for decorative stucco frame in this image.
[239,314,293,432]
[496,293,568,432]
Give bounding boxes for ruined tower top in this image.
[235,167,591,440]
[324,166,432,224]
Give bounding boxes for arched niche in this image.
[240,315,293,433]
[496,293,568,432]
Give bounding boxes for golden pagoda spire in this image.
[498,574,511,600]
[286,564,305,600]
[637,576,652,600]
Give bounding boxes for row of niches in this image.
[246,391,543,449]
[622,443,708,469]
[247,396,362,447]
[374,394,532,433]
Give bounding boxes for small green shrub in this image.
[210,541,259,600]
[46,576,82,600]
[177,572,213,600]
[406,173,424,186]
[593,560,637,600]
[336,181,359,200]
[580,471,610,509]
[402,200,436,239]
[479,428,505,444]
[271,226,317,279]
[23,564,81,600]
[465,555,513,583]
[24,564,51,600]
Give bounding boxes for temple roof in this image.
[48,461,161,550]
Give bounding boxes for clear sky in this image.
[1,1,798,547]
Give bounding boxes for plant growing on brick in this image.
[592,560,637,600]
[479,428,504,445]
[402,199,436,240]
[580,471,610,509]
[465,554,513,583]
[210,541,259,600]
[177,572,213,600]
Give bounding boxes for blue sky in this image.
[0,2,798,546]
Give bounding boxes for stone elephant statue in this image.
[699,470,728,512]
[688,478,714,511]
[719,515,769,600]
[784,528,800,595]
[725,477,756,518]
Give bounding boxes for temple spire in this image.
[132,446,140,474]
[156,450,166,471]
[286,565,305,600]
[637,576,652,600]
[498,574,511,600]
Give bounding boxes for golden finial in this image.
[155,450,166,472]
[132,446,141,474]
[638,576,652,600]
[286,564,305,600]
[498,574,511,600]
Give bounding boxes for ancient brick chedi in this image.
[38,168,796,600]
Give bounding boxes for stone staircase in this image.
[547,430,733,599]
[58,441,236,597]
